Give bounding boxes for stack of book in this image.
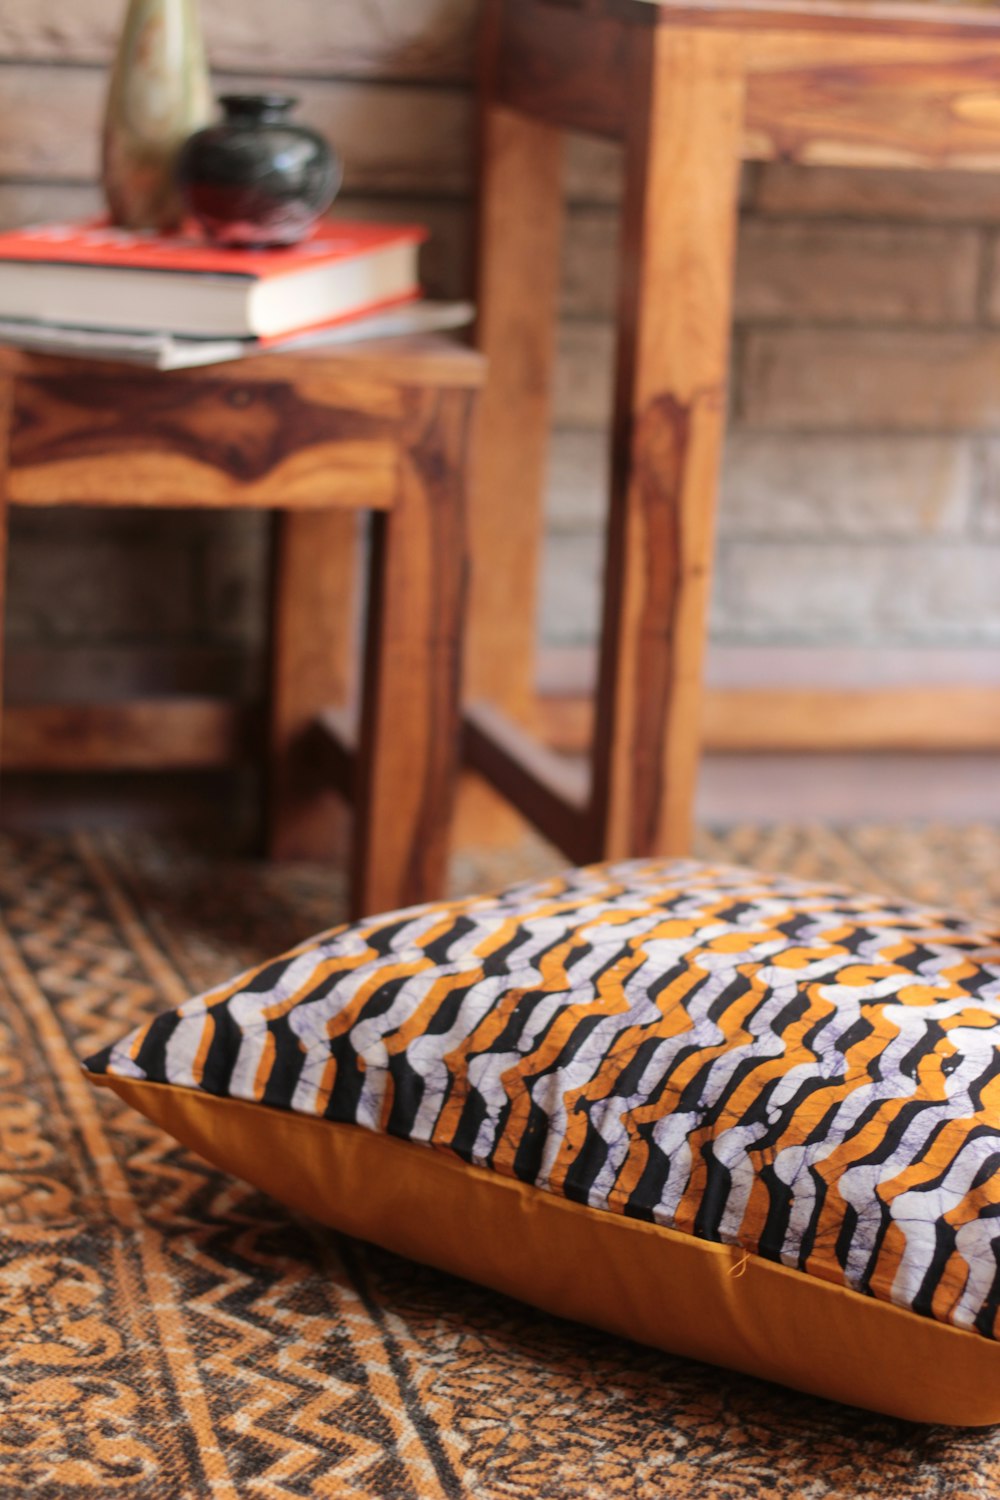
[0,218,472,369]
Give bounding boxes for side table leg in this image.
[267,507,358,860]
[352,389,475,917]
[470,79,564,724]
[0,381,11,814]
[591,29,746,858]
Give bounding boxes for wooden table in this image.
[0,336,483,916]
[471,0,1000,865]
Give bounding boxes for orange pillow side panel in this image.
[96,1074,1000,1428]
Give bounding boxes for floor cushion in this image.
[82,859,1000,1425]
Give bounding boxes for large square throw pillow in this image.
[83,860,1000,1425]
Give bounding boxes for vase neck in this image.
[219,93,296,124]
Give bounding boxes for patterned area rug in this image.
[2,826,1000,1499]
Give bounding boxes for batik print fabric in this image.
[85,859,1000,1342]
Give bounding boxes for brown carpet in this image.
[2,826,999,1499]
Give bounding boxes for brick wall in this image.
[3,2,1000,720]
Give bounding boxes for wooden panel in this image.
[591,29,746,857]
[493,0,631,137]
[704,684,1000,750]
[751,159,1000,218]
[0,0,478,81]
[267,510,360,860]
[0,67,474,192]
[538,684,1000,750]
[535,646,1000,751]
[353,387,476,915]
[536,693,595,751]
[16,0,1000,78]
[0,341,483,391]
[0,378,11,773]
[4,683,993,776]
[0,66,619,204]
[8,374,399,509]
[3,644,251,702]
[471,47,565,720]
[559,208,979,323]
[10,454,396,510]
[633,0,1000,37]
[489,8,1000,172]
[8,24,1000,197]
[464,702,593,861]
[741,36,1000,168]
[2,699,253,771]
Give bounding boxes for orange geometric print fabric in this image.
[85,860,1000,1341]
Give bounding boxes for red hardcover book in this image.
[0,218,426,339]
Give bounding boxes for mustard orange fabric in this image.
[82,860,1000,1423]
[92,1076,1000,1426]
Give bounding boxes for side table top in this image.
[0,333,485,390]
[623,0,1000,33]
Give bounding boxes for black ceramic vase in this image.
[178,93,342,247]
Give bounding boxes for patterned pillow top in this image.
[84,858,1000,1344]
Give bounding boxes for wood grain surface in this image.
[471,28,565,720]
[2,699,253,771]
[493,0,631,137]
[266,510,360,861]
[536,681,1000,752]
[472,0,1000,868]
[464,701,592,861]
[8,373,400,509]
[626,0,1000,35]
[590,28,745,858]
[0,340,483,910]
[491,2,1000,171]
[0,383,10,776]
[742,36,1000,168]
[353,387,476,915]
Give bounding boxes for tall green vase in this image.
[102,0,212,233]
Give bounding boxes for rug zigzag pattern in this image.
[0,830,998,1497]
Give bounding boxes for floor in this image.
[2,824,997,1498]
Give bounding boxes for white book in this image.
[0,300,475,371]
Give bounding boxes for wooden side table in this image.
[0,336,483,917]
[470,0,1000,865]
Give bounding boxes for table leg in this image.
[0,381,11,804]
[267,507,358,860]
[352,388,475,917]
[591,29,746,858]
[470,80,564,724]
